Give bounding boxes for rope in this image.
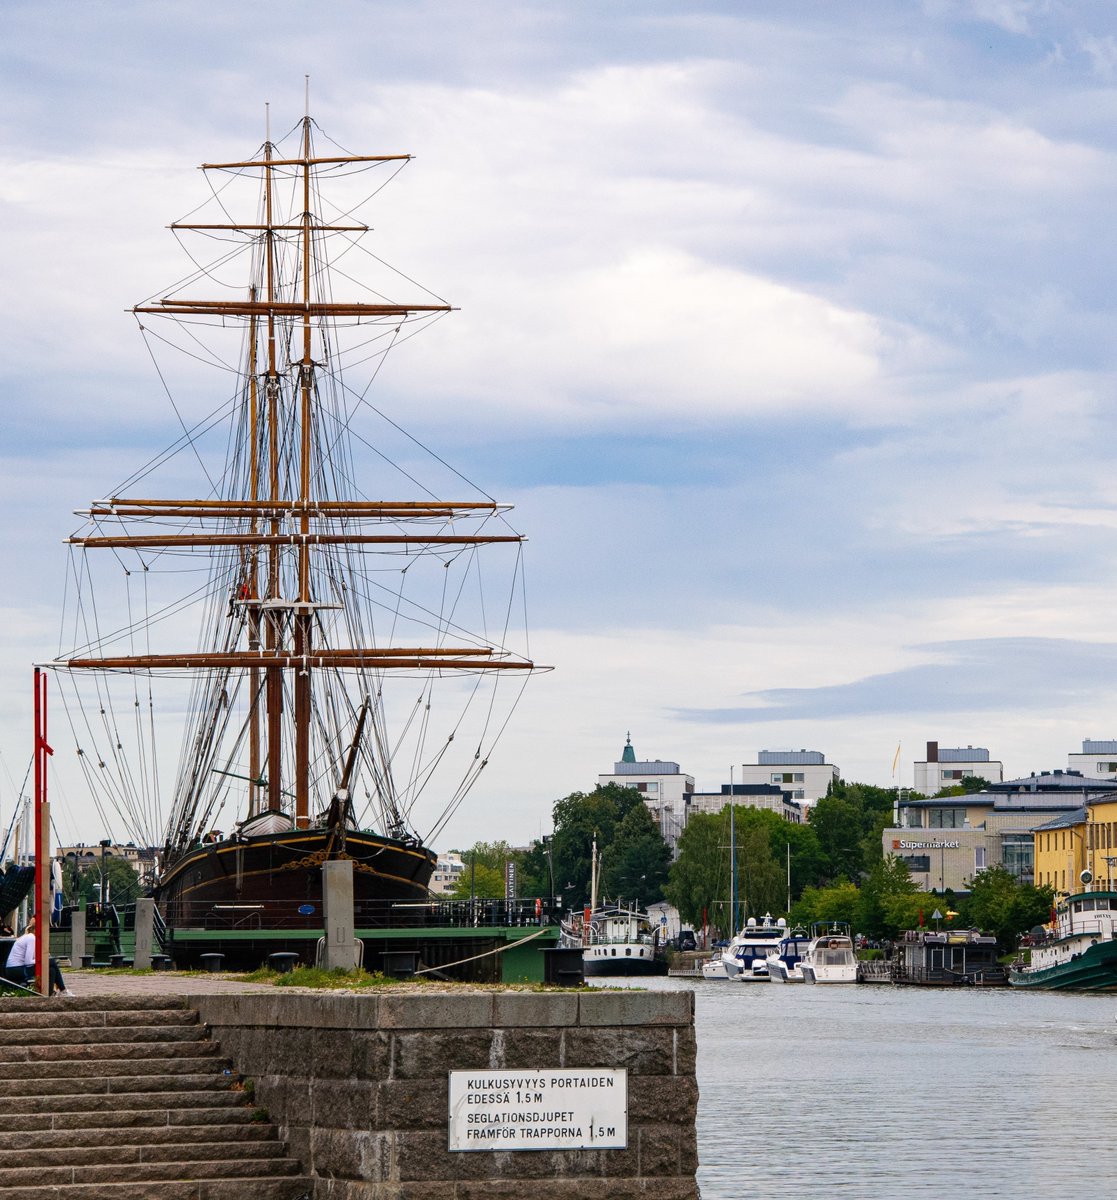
[412,925,551,975]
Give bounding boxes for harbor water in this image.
[593,977,1117,1197]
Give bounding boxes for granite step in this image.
[5,1082,244,1114]
[0,1121,275,1150]
[0,1007,195,1030]
[8,1054,230,1081]
[0,1179,312,1200]
[0,999,310,1197]
[0,1073,237,1101]
[0,996,189,1015]
[6,1103,257,1133]
[0,1023,208,1046]
[0,1038,219,1062]
[0,1138,285,1170]
[0,1156,304,1187]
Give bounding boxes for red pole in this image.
[33,669,53,995]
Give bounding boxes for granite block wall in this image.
[189,989,698,1200]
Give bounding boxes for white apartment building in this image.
[737,750,839,805]
[599,735,694,853]
[1068,739,1117,781]
[429,851,467,896]
[689,784,803,823]
[913,742,1004,794]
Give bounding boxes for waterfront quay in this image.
[0,972,698,1199]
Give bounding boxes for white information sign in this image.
[448,1068,628,1151]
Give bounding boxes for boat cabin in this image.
[893,928,1006,986]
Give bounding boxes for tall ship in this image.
[49,109,541,925]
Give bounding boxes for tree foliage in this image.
[665,804,825,934]
[549,784,670,909]
[448,840,533,900]
[65,857,141,906]
[961,865,1054,950]
[811,778,908,881]
[600,803,671,905]
[664,812,724,931]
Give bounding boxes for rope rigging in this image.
[48,114,542,881]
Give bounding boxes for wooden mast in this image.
[62,117,539,857]
[246,289,262,818]
[263,127,284,815]
[293,113,314,830]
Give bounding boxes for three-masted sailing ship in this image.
[51,111,539,922]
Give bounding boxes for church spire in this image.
[621,732,636,764]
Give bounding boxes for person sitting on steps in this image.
[3,916,74,996]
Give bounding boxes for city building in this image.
[737,750,838,806]
[1034,792,1117,897]
[56,841,157,888]
[599,735,694,853]
[429,851,467,896]
[1068,739,1117,782]
[885,771,1113,894]
[913,742,1003,794]
[689,783,803,824]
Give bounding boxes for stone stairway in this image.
[0,995,313,1199]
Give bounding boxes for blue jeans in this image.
[5,960,66,992]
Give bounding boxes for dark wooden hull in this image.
[156,828,436,920]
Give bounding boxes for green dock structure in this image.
[53,895,566,983]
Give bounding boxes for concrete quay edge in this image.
[188,988,694,1031]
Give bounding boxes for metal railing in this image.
[156,896,561,933]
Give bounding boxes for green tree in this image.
[75,857,140,906]
[808,795,863,881]
[448,840,526,899]
[931,776,991,798]
[790,881,861,927]
[548,784,655,909]
[857,856,918,939]
[964,866,1055,950]
[516,838,552,901]
[665,812,726,933]
[449,862,505,899]
[735,814,786,919]
[601,803,671,904]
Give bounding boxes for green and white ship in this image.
[1009,888,1117,991]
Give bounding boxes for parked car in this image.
[677,928,697,951]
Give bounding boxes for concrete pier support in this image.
[193,989,699,1199]
[69,906,86,963]
[322,858,357,969]
[133,897,154,970]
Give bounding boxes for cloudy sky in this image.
[5,0,1117,852]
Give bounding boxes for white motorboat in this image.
[765,930,812,983]
[719,915,786,982]
[801,923,858,984]
[701,948,730,980]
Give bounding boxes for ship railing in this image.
[158,896,563,932]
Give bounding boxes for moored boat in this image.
[567,904,669,977]
[723,915,786,982]
[765,928,811,983]
[49,108,542,941]
[892,928,1006,986]
[800,923,858,984]
[1010,889,1117,991]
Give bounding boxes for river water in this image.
[593,977,1117,1198]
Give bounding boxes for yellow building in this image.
[1034,795,1117,897]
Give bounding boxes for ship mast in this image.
[63,119,537,845]
[294,113,314,828]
